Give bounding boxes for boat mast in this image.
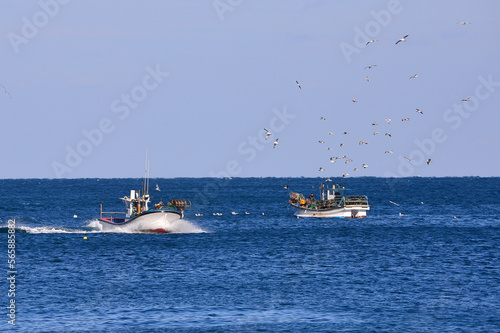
[143,149,149,196]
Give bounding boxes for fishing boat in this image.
[97,157,191,233]
[288,179,369,218]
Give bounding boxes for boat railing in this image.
[100,203,126,218]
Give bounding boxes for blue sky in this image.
[1,0,499,178]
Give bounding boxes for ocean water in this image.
[1,177,499,332]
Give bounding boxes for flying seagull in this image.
[342,173,349,177]
[326,147,332,151]
[462,97,471,102]
[296,80,301,89]
[264,128,271,140]
[385,132,392,137]
[427,158,432,165]
[362,164,368,169]
[385,150,393,154]
[319,167,325,172]
[343,131,349,135]
[352,99,358,103]
[320,116,326,120]
[366,39,378,46]
[358,140,368,145]
[328,131,334,135]
[330,157,335,163]
[373,131,379,135]
[318,140,325,144]
[339,143,345,147]
[458,21,471,25]
[402,117,410,122]
[155,184,161,191]
[353,167,359,172]
[416,108,423,114]
[273,138,279,148]
[364,65,377,69]
[1,84,12,99]
[409,73,418,79]
[404,157,412,162]
[395,34,409,45]
[385,118,391,124]
[372,122,378,126]
[366,76,370,82]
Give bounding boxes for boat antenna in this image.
[143,149,148,196]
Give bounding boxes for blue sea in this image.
[1,177,499,332]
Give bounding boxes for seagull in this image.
[404,157,412,162]
[366,39,378,46]
[372,122,378,126]
[328,131,334,135]
[395,34,409,45]
[345,159,353,164]
[319,167,325,172]
[264,128,271,140]
[364,65,377,69]
[330,157,335,163]
[318,140,325,144]
[231,212,239,215]
[385,150,393,154]
[352,99,358,103]
[353,167,359,172]
[155,184,161,191]
[390,201,400,206]
[462,97,470,102]
[73,215,77,218]
[358,140,368,145]
[343,131,349,135]
[339,143,345,147]
[1,84,12,99]
[426,158,432,165]
[385,118,391,124]
[416,108,423,114]
[362,164,368,168]
[458,21,471,25]
[409,73,418,79]
[373,131,379,135]
[366,76,370,82]
[273,138,279,148]
[341,155,348,159]
[296,80,301,89]
[195,213,203,216]
[245,212,250,215]
[284,185,289,189]
[320,116,326,120]
[399,212,404,216]
[385,132,392,137]
[402,117,410,122]
[342,173,349,177]
[326,147,332,151]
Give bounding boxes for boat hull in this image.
[292,204,370,218]
[97,209,183,232]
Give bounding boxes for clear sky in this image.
[1,0,499,178]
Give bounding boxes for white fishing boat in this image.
[98,190,191,233]
[97,156,191,233]
[289,180,369,218]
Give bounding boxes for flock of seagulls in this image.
[263,22,472,178]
